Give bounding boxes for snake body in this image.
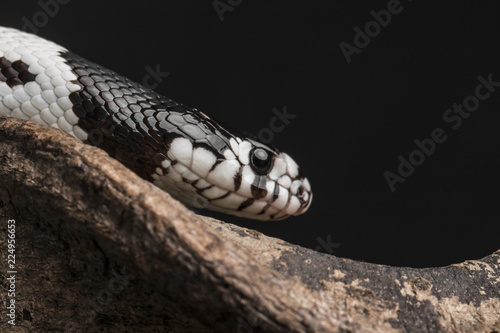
[0,27,312,220]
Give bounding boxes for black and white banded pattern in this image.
[0,27,312,220]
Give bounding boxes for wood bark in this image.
[0,116,499,333]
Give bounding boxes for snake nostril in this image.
[297,185,305,198]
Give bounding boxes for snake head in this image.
[153,133,312,221]
[146,107,312,221]
[241,141,313,220]
[194,137,312,221]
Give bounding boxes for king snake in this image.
[0,27,312,221]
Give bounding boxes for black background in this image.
[4,1,500,267]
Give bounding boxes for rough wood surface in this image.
[0,116,499,333]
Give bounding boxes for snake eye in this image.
[250,148,273,174]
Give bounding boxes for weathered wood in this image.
[0,116,499,333]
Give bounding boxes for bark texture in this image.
[0,116,499,333]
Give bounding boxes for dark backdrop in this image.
[4,1,500,267]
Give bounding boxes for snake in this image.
[0,26,312,221]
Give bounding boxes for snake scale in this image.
[0,26,312,220]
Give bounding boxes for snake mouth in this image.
[179,174,313,221]
[154,166,312,221]
[221,171,313,221]
[269,177,312,220]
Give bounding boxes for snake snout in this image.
[265,153,312,220]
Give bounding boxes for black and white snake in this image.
[0,26,312,220]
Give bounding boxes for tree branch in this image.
[0,117,499,333]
